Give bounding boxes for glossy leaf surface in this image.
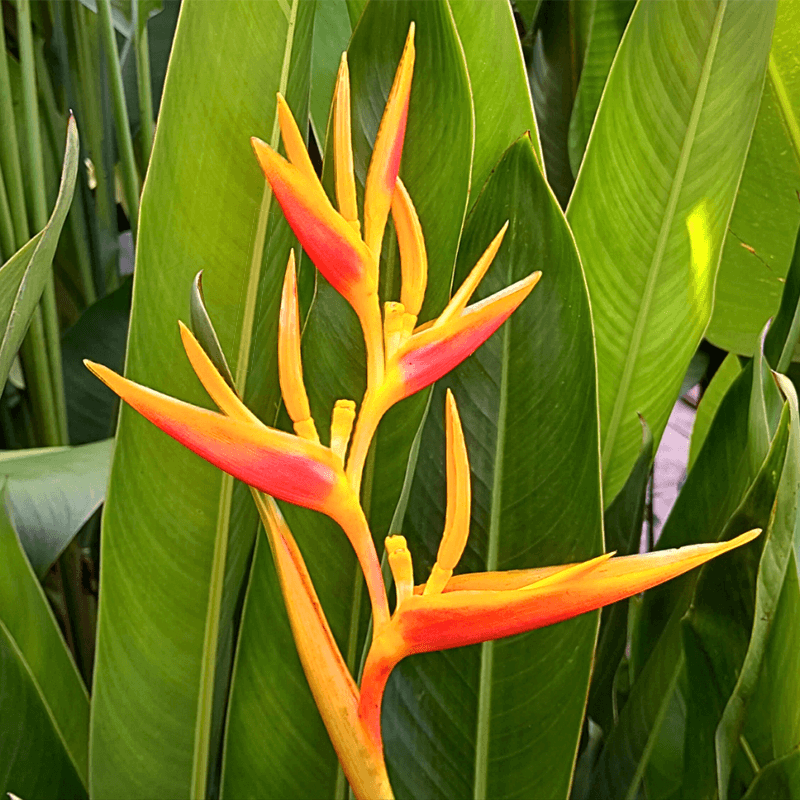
[0,483,89,797]
[707,0,800,355]
[385,136,602,800]
[89,3,314,797]
[567,0,776,504]
[0,439,112,577]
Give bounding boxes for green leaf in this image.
[588,419,653,734]
[593,401,790,800]
[526,0,580,206]
[764,221,800,372]
[0,439,113,577]
[706,0,800,356]
[566,0,776,505]
[88,3,314,797]
[567,0,635,176]
[309,0,351,141]
[221,4,474,797]
[449,0,540,195]
[0,117,78,391]
[741,749,800,800]
[385,136,602,800]
[715,374,800,799]
[61,277,132,445]
[0,481,89,796]
[687,352,741,473]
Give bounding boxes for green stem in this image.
[0,22,31,245]
[72,0,118,292]
[134,2,155,168]
[0,166,14,259]
[17,0,68,443]
[97,0,140,237]
[36,44,96,306]
[20,312,61,445]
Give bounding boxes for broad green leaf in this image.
[0,117,78,391]
[309,0,351,140]
[687,352,741,472]
[0,439,112,577]
[89,3,314,797]
[743,556,800,772]
[635,343,782,668]
[567,0,635,177]
[741,750,800,800]
[61,278,132,445]
[588,420,653,735]
[448,0,541,195]
[0,482,89,796]
[385,136,602,800]
[567,0,776,505]
[706,0,800,356]
[595,403,789,800]
[715,374,800,799]
[221,4,474,797]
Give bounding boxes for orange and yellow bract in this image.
[87,25,759,800]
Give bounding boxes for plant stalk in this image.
[17,0,68,443]
[134,1,155,167]
[97,0,141,237]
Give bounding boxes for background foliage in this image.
[1,1,799,799]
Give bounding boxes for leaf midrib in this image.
[768,53,800,172]
[600,0,729,476]
[189,2,301,797]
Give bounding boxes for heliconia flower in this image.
[251,25,416,392]
[85,336,391,631]
[383,224,541,405]
[353,392,760,756]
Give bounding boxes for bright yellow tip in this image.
[330,399,357,463]
[276,93,317,183]
[279,251,318,442]
[363,23,415,261]
[424,390,471,596]
[386,535,414,608]
[435,221,509,330]
[392,178,427,318]
[177,321,259,425]
[520,551,616,591]
[334,54,359,229]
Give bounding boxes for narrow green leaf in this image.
[0,117,78,391]
[707,0,800,356]
[0,439,112,577]
[449,0,541,194]
[89,3,314,797]
[387,136,601,800]
[567,0,776,505]
[588,419,653,734]
[741,749,800,800]
[764,222,800,372]
[0,481,89,794]
[567,0,634,176]
[687,352,741,473]
[715,374,800,799]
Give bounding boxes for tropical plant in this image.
[2,1,800,799]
